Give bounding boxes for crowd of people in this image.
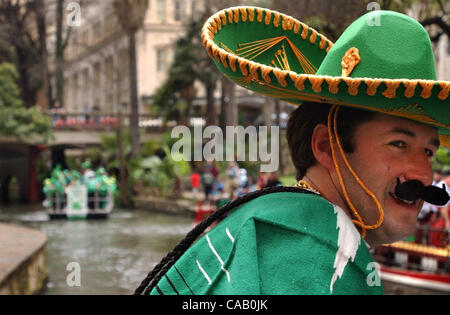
[43,160,117,209]
[190,161,283,210]
[416,171,450,248]
[190,163,450,248]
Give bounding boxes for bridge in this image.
[0,113,173,204]
[0,96,272,204]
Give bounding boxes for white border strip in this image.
[381,272,450,292]
[226,228,235,243]
[206,234,231,282]
[196,259,212,285]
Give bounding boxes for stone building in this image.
[57,0,204,115]
[51,1,449,117]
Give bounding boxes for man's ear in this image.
[311,124,334,171]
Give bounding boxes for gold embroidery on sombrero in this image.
[285,38,317,74]
[225,73,337,103]
[310,76,324,93]
[272,12,280,27]
[341,47,360,78]
[301,22,309,39]
[290,73,308,90]
[325,77,340,94]
[270,45,291,71]
[420,81,434,99]
[236,36,285,60]
[319,36,327,50]
[439,134,450,148]
[256,8,263,22]
[309,29,318,44]
[232,8,240,23]
[219,12,227,26]
[438,82,450,100]
[344,77,361,96]
[260,65,272,83]
[403,80,418,98]
[235,35,317,74]
[272,68,288,87]
[282,16,295,31]
[329,100,450,132]
[382,80,401,99]
[264,10,271,25]
[239,7,248,22]
[203,7,449,105]
[382,103,439,125]
[214,16,223,31]
[365,79,382,96]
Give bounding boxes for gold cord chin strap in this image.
[327,105,384,238]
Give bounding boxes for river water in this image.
[0,203,193,295]
[0,203,446,295]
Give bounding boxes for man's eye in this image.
[425,148,434,158]
[389,140,406,148]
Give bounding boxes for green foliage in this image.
[131,143,190,197]
[85,129,191,199]
[152,14,220,120]
[0,63,52,142]
[433,147,450,173]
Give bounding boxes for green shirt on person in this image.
[150,191,384,295]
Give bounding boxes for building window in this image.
[156,48,166,72]
[191,0,198,20]
[173,0,182,22]
[157,0,166,22]
[92,21,102,44]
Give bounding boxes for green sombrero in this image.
[202,6,450,147]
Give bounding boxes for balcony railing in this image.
[44,112,181,132]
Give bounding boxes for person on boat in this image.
[81,159,95,184]
[415,171,443,244]
[136,7,450,295]
[46,165,67,210]
[428,174,450,247]
[95,167,110,209]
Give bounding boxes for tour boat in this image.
[373,226,450,293]
[44,185,114,220]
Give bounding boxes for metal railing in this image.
[44,112,179,132]
[45,191,113,214]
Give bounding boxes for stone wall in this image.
[0,224,47,295]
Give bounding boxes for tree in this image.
[113,0,148,158]
[267,0,368,42]
[0,0,45,108]
[152,12,221,127]
[373,0,449,42]
[54,0,78,109]
[0,63,51,141]
[267,0,449,43]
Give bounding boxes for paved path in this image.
[0,223,47,294]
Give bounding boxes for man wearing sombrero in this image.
[136,7,449,295]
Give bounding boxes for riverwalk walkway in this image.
[0,223,47,295]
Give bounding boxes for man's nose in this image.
[403,152,433,186]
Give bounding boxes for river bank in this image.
[0,204,193,295]
[133,191,208,217]
[0,223,47,294]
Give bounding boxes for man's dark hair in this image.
[287,102,376,180]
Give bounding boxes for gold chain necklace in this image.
[294,180,320,195]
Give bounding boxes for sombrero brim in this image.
[202,6,450,148]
